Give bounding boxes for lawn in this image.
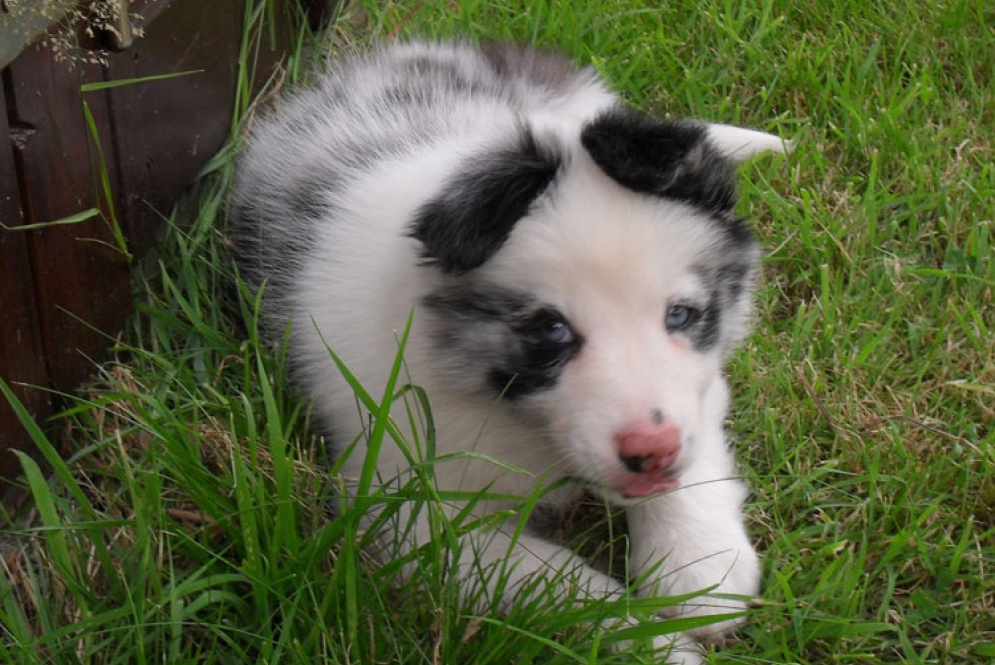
[1,0,992,663]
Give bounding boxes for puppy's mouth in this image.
[617,468,681,499]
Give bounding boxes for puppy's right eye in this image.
[523,309,576,346]
[540,318,574,345]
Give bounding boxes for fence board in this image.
[6,42,133,395]
[0,0,316,486]
[0,84,52,481]
[100,0,245,254]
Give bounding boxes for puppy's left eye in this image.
[665,304,698,332]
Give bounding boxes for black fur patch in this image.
[422,283,583,400]
[713,261,752,304]
[581,108,751,244]
[683,257,757,351]
[689,290,723,351]
[410,130,561,274]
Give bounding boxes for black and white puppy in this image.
[231,41,789,664]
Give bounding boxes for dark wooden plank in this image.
[300,0,340,29]
[98,0,253,255]
[90,0,322,258]
[0,0,315,485]
[0,76,53,483]
[5,41,132,399]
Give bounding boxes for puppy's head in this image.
[411,108,787,501]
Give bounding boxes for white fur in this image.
[232,41,790,664]
[706,123,793,163]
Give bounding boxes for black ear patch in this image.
[580,108,738,220]
[410,129,561,274]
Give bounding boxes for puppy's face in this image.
[413,109,780,500]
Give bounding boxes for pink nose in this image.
[614,422,681,474]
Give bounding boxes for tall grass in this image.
[2,1,993,664]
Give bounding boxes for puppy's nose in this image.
[614,422,681,474]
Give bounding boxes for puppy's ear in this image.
[581,108,791,215]
[704,123,793,164]
[581,107,738,215]
[410,129,561,274]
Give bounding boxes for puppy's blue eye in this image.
[665,304,697,331]
[540,318,574,344]
[524,309,576,346]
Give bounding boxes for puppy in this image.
[231,40,789,664]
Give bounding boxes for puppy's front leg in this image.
[409,512,700,664]
[416,515,625,611]
[626,453,760,642]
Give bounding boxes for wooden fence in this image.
[0,0,331,484]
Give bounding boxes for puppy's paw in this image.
[655,542,761,643]
[651,632,704,665]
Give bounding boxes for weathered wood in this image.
[6,41,133,397]
[0,0,322,486]
[98,0,244,255]
[0,82,53,481]
[0,0,76,69]
[300,0,340,28]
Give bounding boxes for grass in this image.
[1,0,993,663]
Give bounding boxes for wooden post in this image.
[0,0,317,486]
